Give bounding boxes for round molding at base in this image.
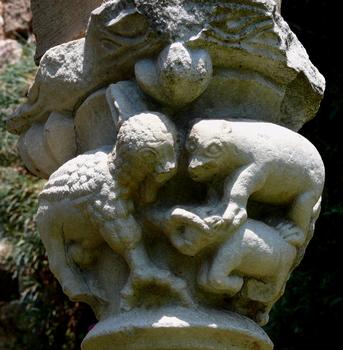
[82,306,273,350]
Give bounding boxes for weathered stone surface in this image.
[82,307,273,350]
[0,39,22,67]
[2,0,31,38]
[75,89,116,154]
[7,1,164,134]
[7,0,323,137]
[106,80,154,127]
[31,0,106,63]
[18,113,76,178]
[37,113,181,315]
[136,42,213,107]
[7,1,325,349]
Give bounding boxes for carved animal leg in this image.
[287,192,318,247]
[254,279,289,326]
[100,219,192,309]
[220,164,267,229]
[255,304,272,326]
[199,238,244,296]
[243,278,276,304]
[242,253,293,325]
[168,208,212,256]
[120,243,192,310]
[243,261,291,305]
[238,277,284,326]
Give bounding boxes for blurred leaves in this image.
[0,44,36,167]
[0,43,95,350]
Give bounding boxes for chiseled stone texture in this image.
[7,1,325,349]
[82,307,274,350]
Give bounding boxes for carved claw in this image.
[168,208,215,255]
[204,215,227,229]
[169,233,200,256]
[203,206,247,231]
[170,208,210,230]
[198,263,244,296]
[223,205,247,229]
[255,310,270,326]
[206,275,244,296]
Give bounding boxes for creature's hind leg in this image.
[287,191,319,247]
[199,237,244,296]
[242,252,294,325]
[100,219,191,309]
[120,243,192,310]
[243,273,288,306]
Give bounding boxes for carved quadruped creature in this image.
[197,219,297,325]
[186,119,325,248]
[37,112,191,312]
[7,0,163,135]
[159,207,298,325]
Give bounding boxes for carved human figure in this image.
[37,112,190,311]
[185,119,325,247]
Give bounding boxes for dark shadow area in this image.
[265,2,343,349]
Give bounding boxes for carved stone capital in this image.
[7,1,325,349]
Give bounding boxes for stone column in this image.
[7,1,325,349]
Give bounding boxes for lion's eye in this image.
[205,143,222,157]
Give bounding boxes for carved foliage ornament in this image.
[7,1,325,349]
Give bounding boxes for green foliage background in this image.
[0,45,95,349]
[0,1,342,349]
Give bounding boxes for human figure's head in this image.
[112,112,178,187]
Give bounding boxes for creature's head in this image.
[86,1,155,62]
[186,119,232,182]
[114,112,178,185]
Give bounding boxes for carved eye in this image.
[106,12,149,37]
[205,143,222,157]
